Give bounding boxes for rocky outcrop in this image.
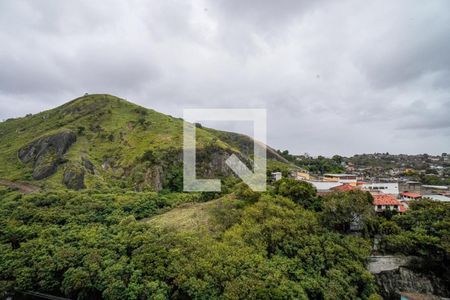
[132,145,256,191]
[129,163,164,192]
[375,267,449,299]
[62,165,85,190]
[144,165,164,191]
[18,131,76,180]
[368,255,411,274]
[196,146,249,178]
[368,256,450,299]
[82,157,95,174]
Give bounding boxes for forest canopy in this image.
[0,187,382,299]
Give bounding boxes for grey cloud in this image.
[56,45,160,92]
[0,0,449,155]
[352,1,450,89]
[396,99,450,131]
[0,53,66,94]
[213,0,321,29]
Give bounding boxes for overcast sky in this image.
[0,0,449,156]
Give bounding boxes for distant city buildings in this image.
[290,170,310,181]
[361,183,399,195]
[282,152,450,208]
[323,173,358,186]
[294,170,449,212]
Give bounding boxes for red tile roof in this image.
[401,192,422,199]
[331,184,355,192]
[373,194,402,206]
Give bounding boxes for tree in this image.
[273,178,318,209]
[0,187,379,299]
[321,190,375,233]
[382,200,450,275]
[235,182,261,203]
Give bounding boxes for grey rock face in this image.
[82,157,95,174]
[144,165,164,191]
[368,255,450,299]
[373,265,450,299]
[196,146,249,178]
[62,165,85,190]
[18,131,77,180]
[130,146,240,192]
[368,255,411,274]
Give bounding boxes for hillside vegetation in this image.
[0,187,382,299]
[0,145,448,299]
[0,94,288,192]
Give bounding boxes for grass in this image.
[0,94,292,190]
[146,198,222,232]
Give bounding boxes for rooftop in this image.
[422,185,448,190]
[330,184,355,192]
[401,192,422,198]
[373,194,402,206]
[423,195,450,202]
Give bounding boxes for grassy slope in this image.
[147,199,219,231]
[204,127,290,163]
[0,94,292,190]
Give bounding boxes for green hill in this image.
[0,94,289,191]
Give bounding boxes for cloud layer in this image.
[1,0,449,155]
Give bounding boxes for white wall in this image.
[339,179,357,184]
[307,181,342,190]
[362,183,399,195]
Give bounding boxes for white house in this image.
[373,194,407,213]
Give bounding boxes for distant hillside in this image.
[0,94,289,191]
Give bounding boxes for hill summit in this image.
[0,94,287,191]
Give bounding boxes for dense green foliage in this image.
[273,178,318,209]
[380,200,450,282]
[418,174,450,186]
[320,190,375,234]
[297,155,346,174]
[276,151,345,174]
[0,188,380,299]
[0,189,200,298]
[3,186,449,299]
